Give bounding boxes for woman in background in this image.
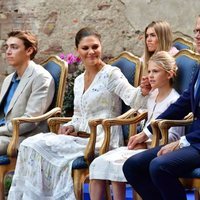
[140,20,179,94]
[143,20,178,70]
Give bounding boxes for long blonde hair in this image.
[144,21,173,70]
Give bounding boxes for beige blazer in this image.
[0,60,55,137]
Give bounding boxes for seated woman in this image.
[89,51,185,200]
[7,27,150,200]
[138,20,179,100]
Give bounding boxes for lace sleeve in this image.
[107,67,148,110]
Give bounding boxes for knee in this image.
[123,156,140,180]
[149,157,165,178]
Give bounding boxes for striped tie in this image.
[194,70,200,98]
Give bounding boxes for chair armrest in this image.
[150,119,163,148]
[100,111,148,155]
[116,108,138,119]
[8,107,61,157]
[84,119,104,164]
[47,117,72,133]
[158,116,193,145]
[47,116,103,165]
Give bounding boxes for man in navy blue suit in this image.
[123,18,200,200]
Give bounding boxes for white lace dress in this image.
[8,65,147,200]
[89,89,185,182]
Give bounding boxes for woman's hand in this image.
[140,76,151,96]
[127,131,148,150]
[58,125,75,135]
[157,140,180,156]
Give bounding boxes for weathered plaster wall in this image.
[0,0,199,86]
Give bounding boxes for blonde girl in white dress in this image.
[89,51,185,200]
[8,27,150,200]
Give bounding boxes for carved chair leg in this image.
[73,168,89,200]
[0,170,6,200]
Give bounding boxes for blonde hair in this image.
[144,21,173,70]
[148,51,177,85]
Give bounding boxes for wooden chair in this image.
[0,55,68,200]
[150,112,200,199]
[47,51,143,200]
[173,36,194,51]
[150,49,200,200]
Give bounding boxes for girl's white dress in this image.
[8,65,147,200]
[89,89,185,182]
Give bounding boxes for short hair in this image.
[7,30,38,60]
[148,51,177,85]
[144,21,173,70]
[75,27,101,48]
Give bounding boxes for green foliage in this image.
[4,172,14,195]
[62,68,84,116]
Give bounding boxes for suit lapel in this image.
[193,69,200,114]
[6,61,35,115]
[194,84,200,111]
[0,75,13,104]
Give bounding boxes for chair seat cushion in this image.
[0,155,10,165]
[182,168,200,178]
[72,156,88,169]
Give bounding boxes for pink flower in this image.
[59,53,66,60]
[59,53,81,65]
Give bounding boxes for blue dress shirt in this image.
[0,74,20,126]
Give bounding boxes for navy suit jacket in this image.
[147,68,200,150]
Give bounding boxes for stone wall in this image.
[0,0,199,86]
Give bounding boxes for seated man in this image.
[0,30,55,155]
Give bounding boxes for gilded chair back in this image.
[41,55,68,110]
[108,51,142,144]
[174,49,200,94]
[173,37,194,51]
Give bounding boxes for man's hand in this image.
[128,131,148,150]
[140,76,151,96]
[157,140,180,156]
[132,142,147,150]
[58,125,75,135]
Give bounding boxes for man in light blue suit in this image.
[123,17,200,200]
[0,31,55,155]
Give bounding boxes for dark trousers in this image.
[123,145,200,200]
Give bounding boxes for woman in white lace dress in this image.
[8,27,150,200]
[89,51,185,200]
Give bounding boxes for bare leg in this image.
[112,181,126,200]
[90,179,106,200]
